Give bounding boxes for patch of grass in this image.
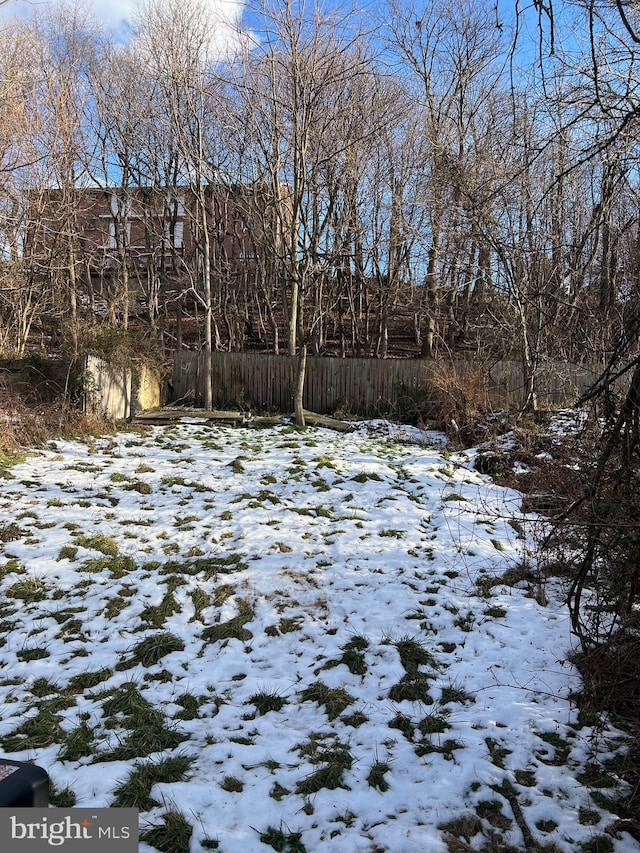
[535,818,559,833]
[202,602,255,643]
[0,451,26,478]
[579,838,614,853]
[379,528,404,538]
[0,522,27,542]
[6,578,47,602]
[337,635,369,675]
[536,731,572,765]
[104,596,129,619]
[351,471,383,483]
[258,825,307,853]
[74,533,119,556]
[438,814,484,847]
[295,738,354,795]
[30,677,57,697]
[484,606,508,619]
[79,555,136,578]
[213,583,235,606]
[341,711,368,728]
[160,554,248,578]
[56,545,78,561]
[119,632,185,669]
[100,714,187,762]
[102,683,153,720]
[388,712,415,741]
[17,647,49,662]
[160,475,212,493]
[249,690,288,715]
[58,721,95,762]
[394,637,437,675]
[418,713,451,735]
[388,674,434,704]
[514,769,536,787]
[0,557,23,580]
[140,580,184,628]
[67,668,113,693]
[112,755,193,809]
[34,693,76,714]
[174,693,202,721]
[414,738,464,759]
[278,617,303,634]
[189,588,209,622]
[453,611,476,632]
[2,708,63,751]
[367,760,391,792]
[299,682,355,720]
[577,765,618,789]
[440,683,475,705]
[220,775,244,793]
[140,811,192,853]
[50,608,84,625]
[476,799,513,830]
[49,784,76,808]
[578,808,601,826]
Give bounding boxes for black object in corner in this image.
[0,758,49,807]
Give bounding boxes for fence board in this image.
[171,351,598,416]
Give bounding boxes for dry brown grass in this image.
[427,360,493,432]
[0,388,115,455]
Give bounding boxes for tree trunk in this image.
[293,342,307,426]
[421,242,439,358]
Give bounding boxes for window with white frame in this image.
[108,220,131,249]
[165,220,184,249]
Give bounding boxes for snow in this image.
[0,421,636,852]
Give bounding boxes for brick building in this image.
[28,183,285,281]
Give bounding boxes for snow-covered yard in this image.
[0,420,635,852]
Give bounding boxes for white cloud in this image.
[1,0,244,38]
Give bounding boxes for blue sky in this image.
[0,0,575,76]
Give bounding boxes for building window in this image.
[168,193,185,217]
[108,221,131,249]
[165,220,184,250]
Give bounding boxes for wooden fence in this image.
[171,351,598,416]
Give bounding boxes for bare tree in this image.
[236,0,380,422]
[385,0,506,359]
[133,0,232,407]
[25,2,100,356]
[519,1,640,649]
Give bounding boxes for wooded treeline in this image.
[1,0,640,412]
